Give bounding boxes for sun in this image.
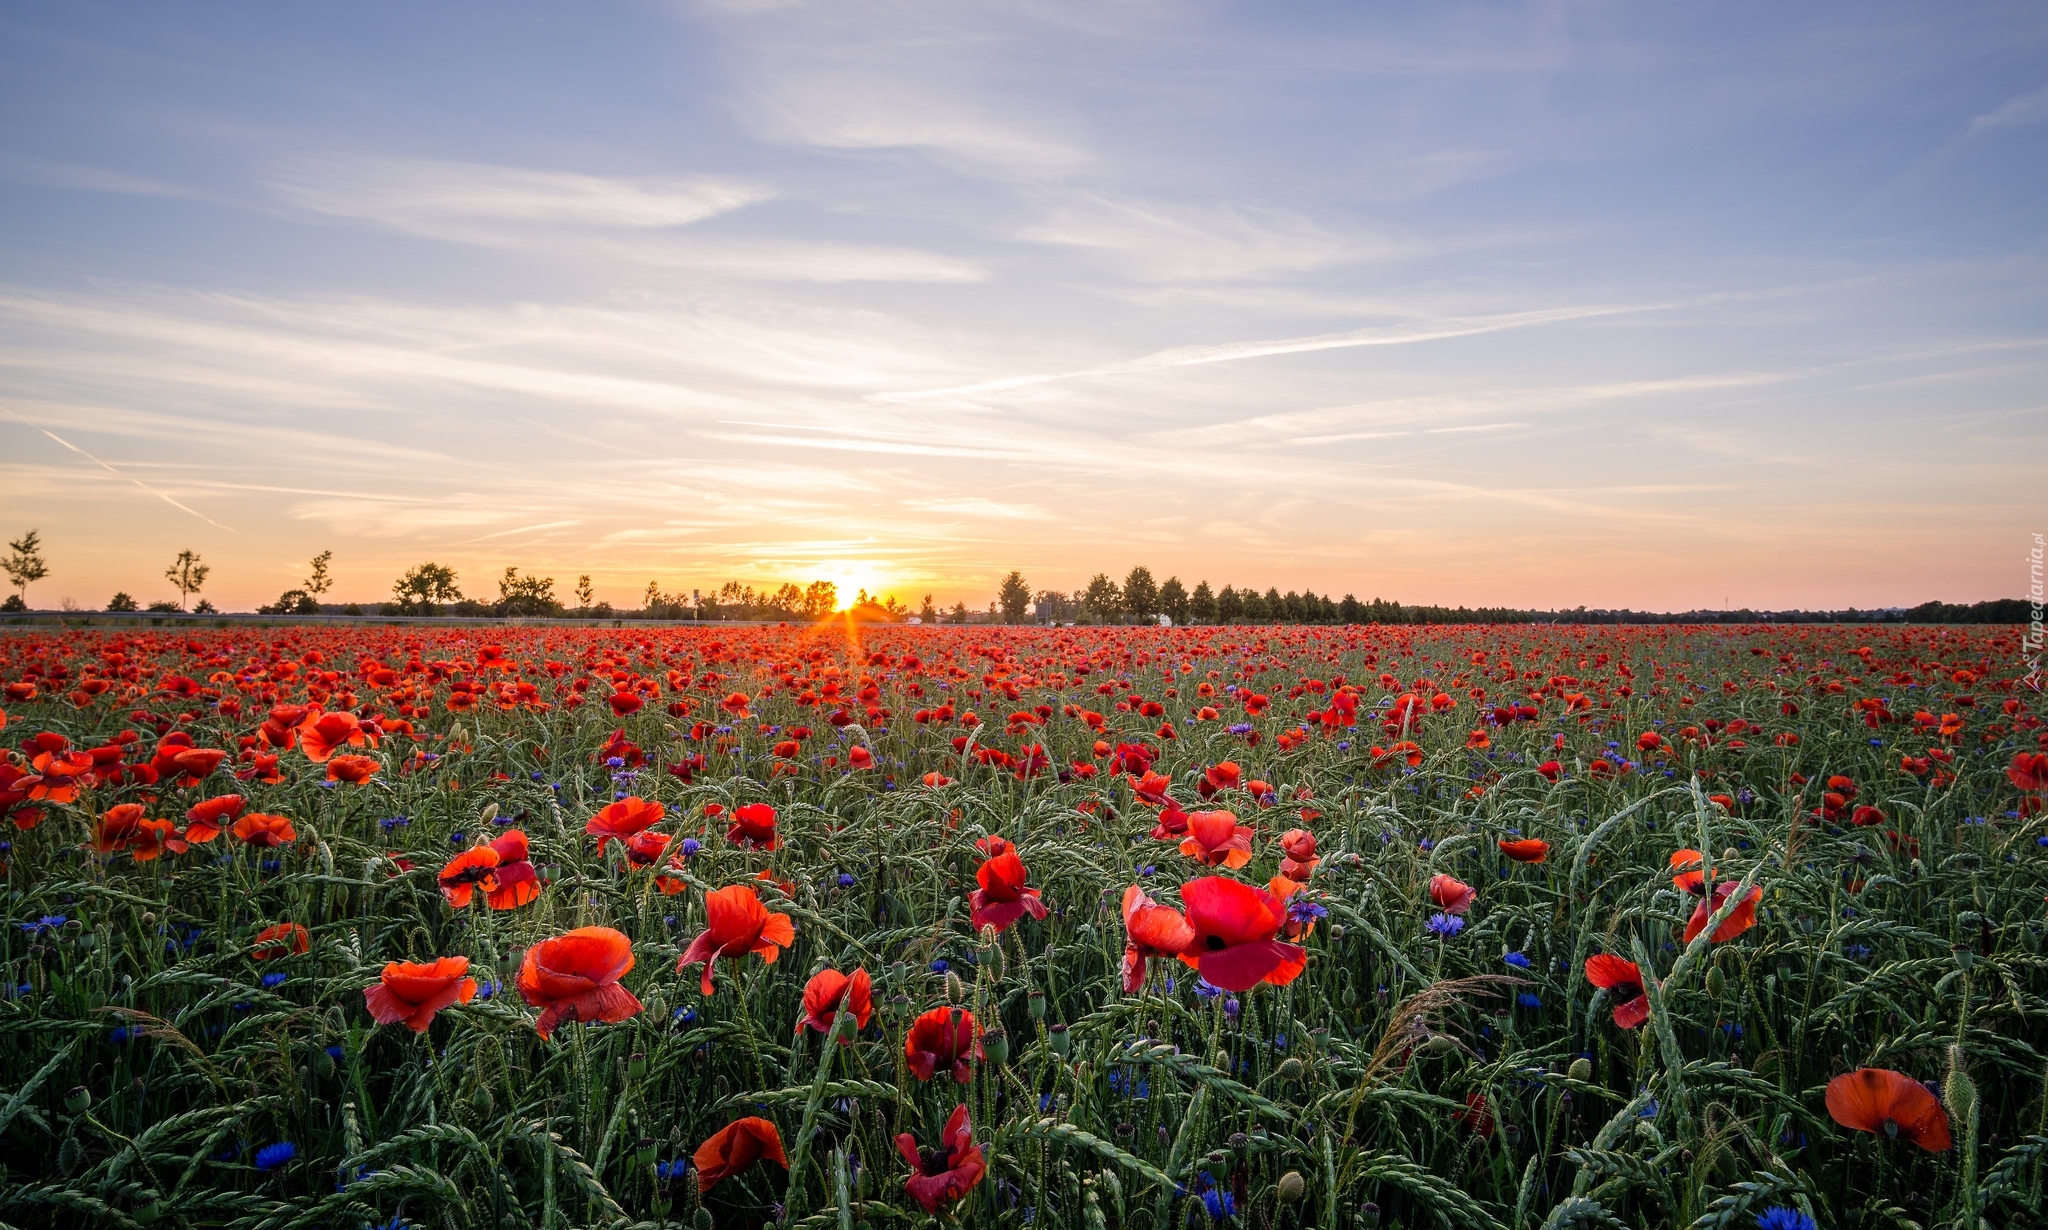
[814,564,895,610]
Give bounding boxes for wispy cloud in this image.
[270,155,770,232]
[1971,84,2048,130]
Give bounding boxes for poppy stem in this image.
[781,987,848,1223]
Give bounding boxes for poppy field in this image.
[2,620,2046,1230]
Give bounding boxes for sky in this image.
[1,1,2045,614]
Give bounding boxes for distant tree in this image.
[1032,589,1079,624]
[1265,587,1285,623]
[575,575,594,609]
[303,550,333,602]
[803,581,838,619]
[1238,587,1268,622]
[4,530,49,607]
[193,599,218,615]
[948,600,971,625]
[392,562,461,615]
[1339,593,1362,624]
[164,550,210,612]
[146,599,182,613]
[1122,566,1159,624]
[1081,573,1122,624]
[644,581,663,611]
[497,567,559,616]
[1190,580,1217,624]
[107,591,139,612]
[1216,585,1242,623]
[997,571,1032,623]
[919,594,938,623]
[259,589,319,615]
[1158,576,1189,626]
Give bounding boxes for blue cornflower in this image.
[674,1005,698,1025]
[325,1045,344,1062]
[1223,997,1241,1020]
[1638,1099,1659,1119]
[1517,992,1542,1009]
[1288,900,1327,925]
[1755,1207,1816,1230]
[655,1159,690,1181]
[109,1026,132,1044]
[1137,864,1156,877]
[1426,913,1465,938]
[1503,951,1532,969]
[474,981,498,1001]
[448,832,466,846]
[837,873,856,888]
[1201,1186,1235,1221]
[1192,978,1223,1000]
[379,815,410,831]
[930,959,950,974]
[680,838,701,858]
[261,972,287,989]
[606,756,625,768]
[255,1141,297,1171]
[19,914,65,935]
[1417,837,1435,851]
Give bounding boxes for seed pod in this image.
[1048,1024,1071,1057]
[1277,1171,1306,1203]
[982,1028,1010,1065]
[627,1052,648,1078]
[1359,1201,1382,1228]
[64,1086,90,1114]
[1028,990,1046,1020]
[1568,1057,1593,1083]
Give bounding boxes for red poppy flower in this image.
[1278,828,1318,881]
[1428,873,1476,915]
[1682,880,1762,944]
[605,691,643,717]
[848,745,874,770]
[1121,885,1195,993]
[725,802,780,850]
[676,884,796,995]
[1584,953,1650,1029]
[518,926,643,1038]
[621,828,672,868]
[252,922,310,960]
[720,692,752,717]
[693,1117,786,1192]
[585,797,664,851]
[1176,876,1307,992]
[1177,809,1253,869]
[1130,770,1174,807]
[1498,839,1548,863]
[363,956,477,1032]
[2009,751,2048,793]
[896,1104,986,1213]
[1198,761,1242,797]
[299,710,376,763]
[128,818,186,861]
[904,1006,980,1083]
[150,734,227,787]
[438,843,501,908]
[233,812,298,847]
[1535,759,1562,782]
[1149,800,1191,840]
[184,794,245,844]
[485,829,540,909]
[1454,1091,1497,1137]
[92,803,148,854]
[969,848,1048,933]
[798,967,873,1037]
[325,754,380,785]
[1825,1068,1952,1152]
[236,752,284,785]
[1668,849,1713,893]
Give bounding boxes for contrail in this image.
[2,410,236,532]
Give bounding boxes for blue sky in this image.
[1,1,2044,611]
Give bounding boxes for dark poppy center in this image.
[920,1146,948,1175]
[1614,981,1641,1000]
[1205,935,1227,951]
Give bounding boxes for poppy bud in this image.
[1568,1058,1593,1083]
[945,973,963,1004]
[1944,1044,1977,1123]
[480,802,499,824]
[1277,1058,1305,1080]
[471,1085,493,1115]
[1705,968,1726,997]
[65,1086,90,1114]
[1277,1170,1306,1204]
[1048,1023,1071,1057]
